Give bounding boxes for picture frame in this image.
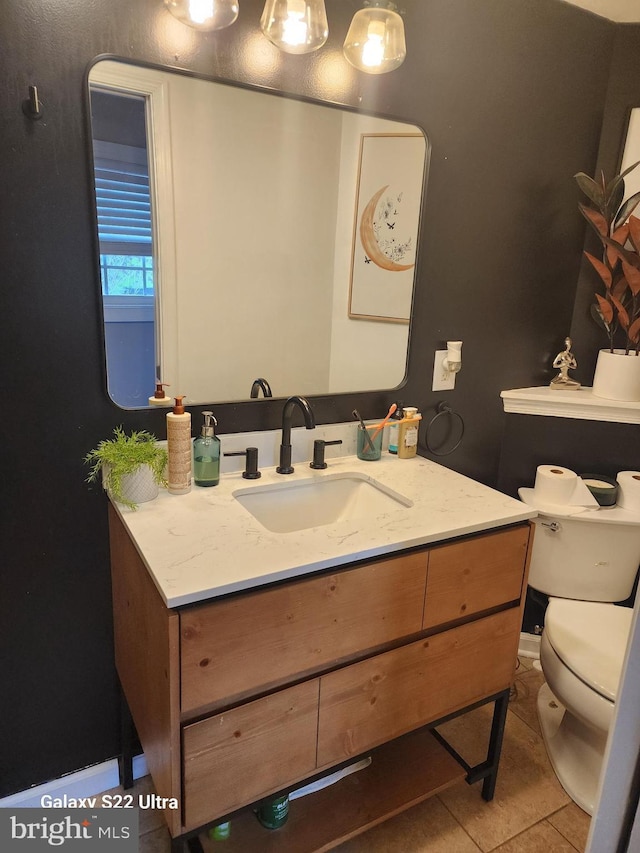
[348,133,427,323]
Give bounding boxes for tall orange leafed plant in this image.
[575,161,640,354]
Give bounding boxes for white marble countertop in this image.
[111,449,536,608]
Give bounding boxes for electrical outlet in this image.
[432,350,456,391]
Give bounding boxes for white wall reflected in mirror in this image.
[620,107,640,195]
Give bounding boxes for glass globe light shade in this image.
[343,6,406,74]
[260,0,328,55]
[164,0,239,31]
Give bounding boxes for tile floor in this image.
[105,657,591,852]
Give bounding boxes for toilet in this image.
[519,500,640,815]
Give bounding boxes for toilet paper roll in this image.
[533,465,578,506]
[616,471,640,513]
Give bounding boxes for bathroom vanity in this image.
[108,453,535,851]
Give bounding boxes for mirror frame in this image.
[85,54,431,424]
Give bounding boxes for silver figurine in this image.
[550,337,580,390]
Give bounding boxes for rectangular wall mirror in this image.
[88,59,429,408]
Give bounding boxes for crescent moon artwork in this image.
[349,133,426,323]
[359,185,415,272]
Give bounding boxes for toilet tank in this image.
[529,514,640,601]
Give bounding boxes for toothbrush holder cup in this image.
[357,425,383,461]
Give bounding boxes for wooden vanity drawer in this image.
[180,551,427,714]
[182,680,319,830]
[316,607,520,767]
[423,525,529,628]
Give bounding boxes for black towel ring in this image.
[424,402,465,456]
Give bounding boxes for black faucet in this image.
[276,395,315,474]
[250,378,272,399]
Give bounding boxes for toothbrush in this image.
[368,403,398,444]
[352,409,376,452]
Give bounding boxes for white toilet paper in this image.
[616,471,640,513]
[533,465,578,505]
[532,465,598,508]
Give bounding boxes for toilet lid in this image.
[544,599,633,701]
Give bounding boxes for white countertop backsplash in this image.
[113,422,536,608]
[193,420,362,473]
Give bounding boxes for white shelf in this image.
[500,387,640,424]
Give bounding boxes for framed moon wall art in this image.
[348,133,427,323]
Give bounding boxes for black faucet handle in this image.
[310,439,343,470]
[224,447,261,479]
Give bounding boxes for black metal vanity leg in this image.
[117,684,135,790]
[169,832,204,852]
[481,688,510,801]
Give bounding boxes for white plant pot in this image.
[103,463,159,506]
[591,348,640,402]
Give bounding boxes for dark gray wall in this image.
[500,20,640,503]
[498,22,640,637]
[570,24,640,377]
[0,0,618,795]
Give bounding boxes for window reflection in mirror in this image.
[88,60,429,409]
[90,89,157,407]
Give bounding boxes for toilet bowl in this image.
[537,598,632,814]
[517,490,640,814]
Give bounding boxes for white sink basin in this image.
[233,472,413,533]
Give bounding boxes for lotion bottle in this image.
[167,396,192,494]
[193,411,220,487]
[398,406,421,459]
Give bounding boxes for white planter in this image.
[592,349,640,402]
[103,463,159,506]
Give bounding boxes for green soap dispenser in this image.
[193,411,220,487]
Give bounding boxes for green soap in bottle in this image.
[256,795,289,829]
[193,411,220,487]
[208,822,230,840]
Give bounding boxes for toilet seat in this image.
[544,598,632,701]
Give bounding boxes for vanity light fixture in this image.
[164,0,239,31]
[260,0,329,54]
[164,0,407,73]
[343,0,406,74]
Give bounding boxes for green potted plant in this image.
[85,427,168,510]
[575,161,640,400]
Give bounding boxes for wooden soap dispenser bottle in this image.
[167,396,192,494]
